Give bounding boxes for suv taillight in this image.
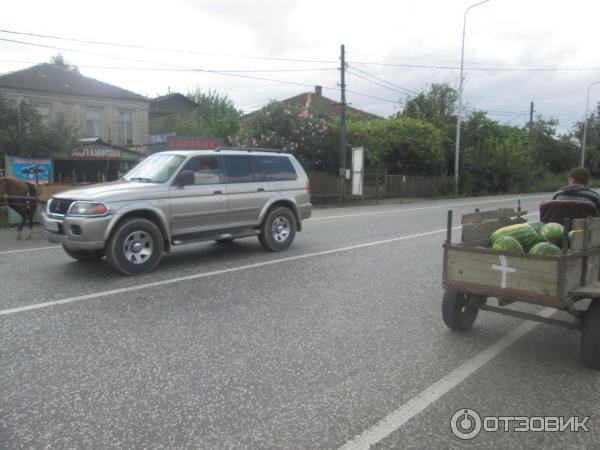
[306,178,311,193]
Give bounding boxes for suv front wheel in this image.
[106,218,164,275]
[258,207,297,252]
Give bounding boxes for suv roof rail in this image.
[213,147,283,154]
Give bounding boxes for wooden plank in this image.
[461,217,526,242]
[565,258,584,293]
[444,280,564,309]
[570,281,600,299]
[586,255,600,285]
[569,228,600,251]
[571,217,600,231]
[445,246,562,298]
[461,208,519,225]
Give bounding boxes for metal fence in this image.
[308,169,451,202]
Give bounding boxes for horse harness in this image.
[1,177,36,212]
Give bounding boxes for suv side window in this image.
[181,156,222,185]
[221,155,262,183]
[256,155,297,181]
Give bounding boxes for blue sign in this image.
[11,157,53,184]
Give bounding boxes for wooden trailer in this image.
[442,207,600,369]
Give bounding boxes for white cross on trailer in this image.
[492,255,517,289]
[441,207,600,369]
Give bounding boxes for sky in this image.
[1,0,599,133]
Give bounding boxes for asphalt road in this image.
[1,193,599,449]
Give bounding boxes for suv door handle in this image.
[213,190,223,195]
[257,188,265,192]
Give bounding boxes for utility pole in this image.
[339,44,347,203]
[454,0,492,195]
[528,100,534,136]
[528,100,534,149]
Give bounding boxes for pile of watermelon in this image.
[489,221,564,256]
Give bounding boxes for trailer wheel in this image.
[442,290,480,331]
[581,299,600,369]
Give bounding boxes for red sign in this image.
[167,138,222,150]
[70,147,122,160]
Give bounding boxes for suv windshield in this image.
[124,154,184,183]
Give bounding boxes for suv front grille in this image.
[49,198,75,215]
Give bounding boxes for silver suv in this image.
[41,149,312,275]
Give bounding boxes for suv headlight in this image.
[68,201,109,217]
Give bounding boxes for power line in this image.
[349,59,600,72]
[346,70,411,97]
[0,37,338,90]
[346,67,416,98]
[347,65,418,95]
[0,28,337,64]
[346,89,403,105]
[466,107,530,115]
[0,58,337,73]
[347,51,594,70]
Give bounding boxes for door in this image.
[169,155,229,237]
[221,154,271,228]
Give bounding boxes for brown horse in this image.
[0,176,37,239]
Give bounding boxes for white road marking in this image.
[492,255,517,289]
[309,194,547,222]
[338,307,556,450]
[0,245,61,255]
[0,226,462,316]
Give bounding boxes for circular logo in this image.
[451,408,482,440]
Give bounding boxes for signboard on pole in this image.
[10,157,53,184]
[352,147,364,196]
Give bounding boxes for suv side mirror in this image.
[176,170,195,187]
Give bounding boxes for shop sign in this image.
[10,157,52,184]
[70,147,122,160]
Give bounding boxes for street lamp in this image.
[581,80,600,167]
[454,0,492,194]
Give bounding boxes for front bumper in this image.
[41,212,112,250]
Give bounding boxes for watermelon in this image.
[539,223,564,247]
[529,241,561,256]
[529,221,545,234]
[491,223,545,251]
[492,235,524,253]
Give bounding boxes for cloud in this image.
[188,0,302,54]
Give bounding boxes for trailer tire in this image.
[442,290,479,331]
[581,299,600,369]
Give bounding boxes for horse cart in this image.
[442,207,600,368]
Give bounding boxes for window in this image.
[84,108,103,137]
[221,155,262,183]
[118,110,134,146]
[35,103,52,125]
[257,155,297,181]
[181,156,222,185]
[124,154,184,183]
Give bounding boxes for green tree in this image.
[401,83,457,174]
[348,117,445,175]
[460,113,537,195]
[530,116,579,174]
[0,91,78,158]
[150,89,241,140]
[233,101,336,170]
[573,103,600,174]
[49,53,79,73]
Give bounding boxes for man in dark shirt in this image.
[552,167,600,209]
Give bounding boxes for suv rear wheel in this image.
[106,218,164,275]
[258,207,296,251]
